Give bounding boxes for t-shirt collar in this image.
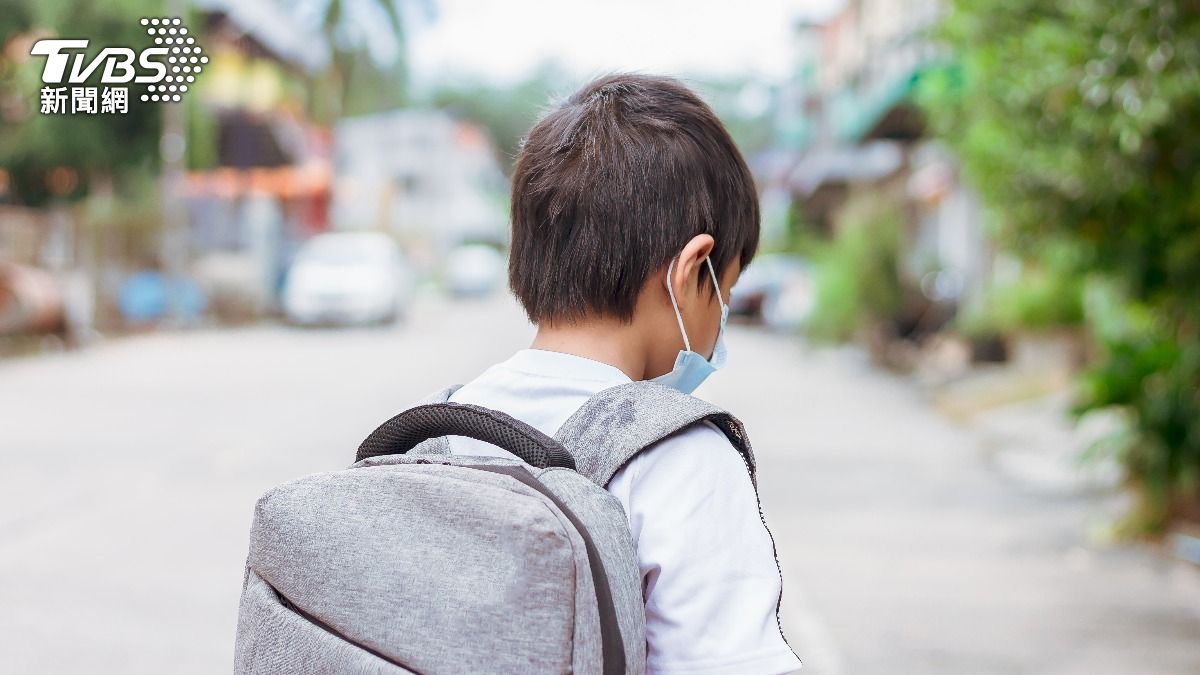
[502,348,633,385]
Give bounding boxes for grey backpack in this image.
[234,381,774,674]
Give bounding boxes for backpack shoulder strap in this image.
[553,381,756,488]
[374,385,462,458]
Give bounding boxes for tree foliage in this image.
[922,0,1200,531]
[0,0,164,206]
[311,0,427,120]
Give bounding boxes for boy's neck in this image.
[530,319,652,382]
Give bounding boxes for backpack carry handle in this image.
[356,403,577,470]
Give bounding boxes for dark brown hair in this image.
[508,73,760,324]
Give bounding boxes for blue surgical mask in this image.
[651,256,729,394]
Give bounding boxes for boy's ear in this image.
[667,234,716,308]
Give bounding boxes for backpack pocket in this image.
[235,568,418,674]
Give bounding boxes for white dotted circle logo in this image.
[139,17,204,104]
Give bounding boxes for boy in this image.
[447,74,802,674]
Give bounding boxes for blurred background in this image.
[2,0,1199,673]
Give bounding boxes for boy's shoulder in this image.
[554,381,756,489]
[607,419,760,537]
[624,419,748,483]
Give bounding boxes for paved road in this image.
[1,291,1197,673]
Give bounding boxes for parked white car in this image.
[443,244,506,297]
[283,232,410,326]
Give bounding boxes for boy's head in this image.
[509,73,759,378]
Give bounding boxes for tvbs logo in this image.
[31,17,206,113]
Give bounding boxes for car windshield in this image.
[300,236,392,266]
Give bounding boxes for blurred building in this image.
[183,0,334,320]
[779,0,988,308]
[331,110,508,272]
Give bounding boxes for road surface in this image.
[1,291,1197,673]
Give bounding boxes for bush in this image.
[1075,286,1200,533]
[806,191,906,341]
[957,243,1085,337]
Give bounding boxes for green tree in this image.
[310,0,430,118]
[0,0,163,206]
[922,0,1200,533]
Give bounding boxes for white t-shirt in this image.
[447,349,802,674]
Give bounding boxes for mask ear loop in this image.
[705,257,724,307]
[665,256,692,353]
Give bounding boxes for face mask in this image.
[651,255,729,394]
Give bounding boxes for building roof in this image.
[788,140,903,195]
[193,0,330,72]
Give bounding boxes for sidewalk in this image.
[928,367,1125,498]
[707,327,1200,674]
